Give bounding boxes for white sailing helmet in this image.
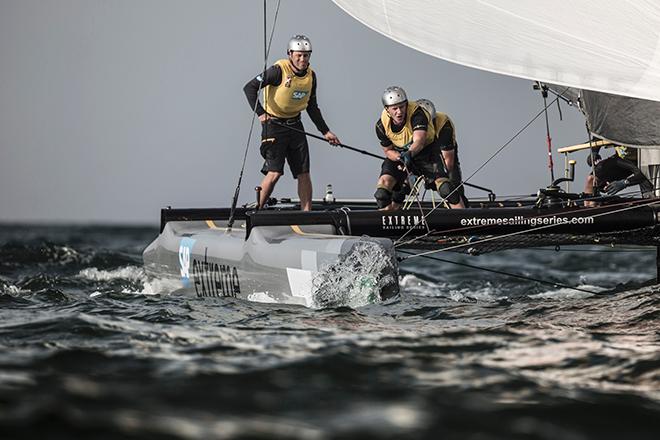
[288,35,312,53]
[382,86,408,107]
[416,98,436,119]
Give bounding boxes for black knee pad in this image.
[437,180,460,205]
[374,187,393,208]
[392,184,410,204]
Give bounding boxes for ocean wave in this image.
[77,266,147,283]
[1,224,659,439]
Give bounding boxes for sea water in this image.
[0,224,658,439]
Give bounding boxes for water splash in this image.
[77,266,146,283]
[400,274,499,302]
[133,277,182,296]
[528,284,605,300]
[311,239,398,309]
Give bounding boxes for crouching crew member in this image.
[416,98,468,207]
[374,86,465,210]
[583,145,653,206]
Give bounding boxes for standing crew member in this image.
[374,86,465,210]
[243,35,340,211]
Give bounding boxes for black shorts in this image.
[379,158,408,191]
[380,141,449,186]
[260,120,310,178]
[413,142,449,181]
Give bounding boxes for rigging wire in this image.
[397,198,660,259]
[394,196,658,249]
[525,247,656,253]
[393,195,656,251]
[394,88,571,247]
[411,178,433,233]
[397,250,602,295]
[227,0,281,229]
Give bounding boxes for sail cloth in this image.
[550,86,660,148]
[582,91,660,148]
[331,0,660,103]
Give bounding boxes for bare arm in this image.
[382,145,400,162]
[442,148,456,171]
[408,129,427,157]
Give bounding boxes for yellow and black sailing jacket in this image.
[380,101,435,151]
[380,101,436,151]
[263,59,313,118]
[433,112,457,146]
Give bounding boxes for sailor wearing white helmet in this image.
[374,87,465,210]
[417,98,467,207]
[244,35,340,211]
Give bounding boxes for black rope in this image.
[545,86,575,106]
[556,97,563,121]
[269,119,385,160]
[397,250,604,295]
[227,0,281,229]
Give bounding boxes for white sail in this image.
[332,0,660,103]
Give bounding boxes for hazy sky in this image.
[0,0,589,224]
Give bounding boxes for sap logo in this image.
[292,90,308,100]
[178,238,196,286]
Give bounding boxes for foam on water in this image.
[529,284,606,300]
[1,284,30,295]
[77,266,146,283]
[400,274,500,302]
[247,291,279,304]
[134,277,181,296]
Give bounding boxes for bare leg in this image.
[297,172,312,211]
[259,171,282,208]
[584,174,597,207]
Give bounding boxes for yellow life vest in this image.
[379,101,436,151]
[615,145,629,159]
[433,113,457,145]
[263,59,313,118]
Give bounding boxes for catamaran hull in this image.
[143,220,399,307]
[143,200,660,306]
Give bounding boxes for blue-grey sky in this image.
[0,0,588,224]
